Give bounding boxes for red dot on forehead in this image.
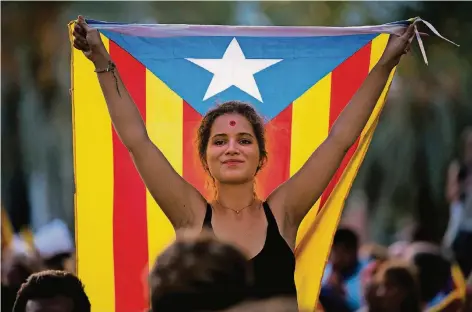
[229,120,236,126]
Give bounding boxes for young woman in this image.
[72,15,415,301]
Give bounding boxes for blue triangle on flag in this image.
[101,30,376,120]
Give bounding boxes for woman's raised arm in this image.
[268,24,416,230]
[72,16,207,229]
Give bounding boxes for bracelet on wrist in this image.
[94,60,116,73]
[94,60,121,97]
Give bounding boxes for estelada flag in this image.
[68,18,442,312]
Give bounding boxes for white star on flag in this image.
[186,38,282,102]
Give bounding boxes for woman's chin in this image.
[217,172,253,185]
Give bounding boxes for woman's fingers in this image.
[74,23,86,37]
[72,30,83,40]
[72,30,89,49]
[73,38,88,51]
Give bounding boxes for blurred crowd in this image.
[1,126,472,312]
[319,227,471,312]
[1,221,472,312]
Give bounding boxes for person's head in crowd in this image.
[12,270,90,312]
[1,250,44,312]
[360,259,383,305]
[359,243,389,262]
[359,244,389,304]
[388,241,409,259]
[410,252,450,304]
[149,232,253,312]
[402,241,440,261]
[370,260,422,312]
[2,252,42,289]
[329,227,359,274]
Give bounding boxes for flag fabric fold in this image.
[68,18,456,312]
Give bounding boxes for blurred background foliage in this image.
[2,1,471,245]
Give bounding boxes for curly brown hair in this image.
[13,270,90,312]
[197,101,268,176]
[149,232,253,311]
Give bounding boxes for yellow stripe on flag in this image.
[309,34,394,308]
[1,206,14,250]
[294,35,395,311]
[363,34,395,135]
[71,26,115,311]
[291,73,331,310]
[370,34,390,70]
[145,71,180,268]
[291,73,331,243]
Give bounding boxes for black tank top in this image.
[202,201,297,300]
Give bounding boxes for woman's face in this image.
[205,113,260,185]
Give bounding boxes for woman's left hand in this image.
[378,24,416,70]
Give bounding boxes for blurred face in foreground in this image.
[26,296,74,312]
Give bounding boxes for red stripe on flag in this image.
[110,42,150,312]
[256,105,293,199]
[319,43,372,210]
[183,102,211,199]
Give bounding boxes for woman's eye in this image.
[240,139,252,145]
[214,140,225,146]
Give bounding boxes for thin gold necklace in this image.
[215,196,257,214]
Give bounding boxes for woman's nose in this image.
[225,140,239,154]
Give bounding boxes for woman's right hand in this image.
[72,15,109,65]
